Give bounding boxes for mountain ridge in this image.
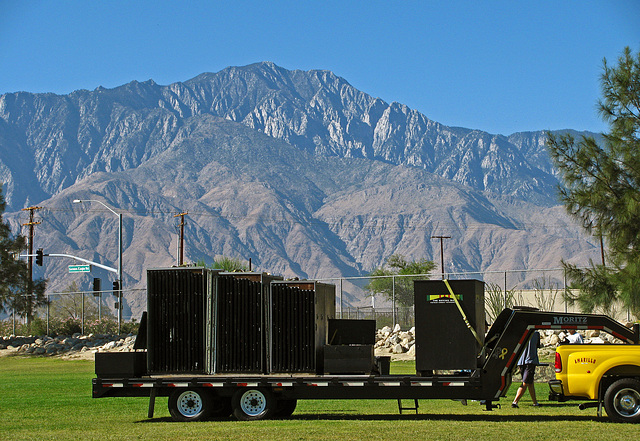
[0,62,587,211]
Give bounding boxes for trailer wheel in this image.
[232,388,275,421]
[168,389,212,422]
[273,398,297,418]
[604,378,640,423]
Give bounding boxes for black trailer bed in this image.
[93,372,485,401]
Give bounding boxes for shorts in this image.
[519,364,536,384]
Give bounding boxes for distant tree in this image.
[49,281,106,321]
[547,46,640,317]
[365,254,435,307]
[484,283,521,322]
[0,185,47,326]
[196,256,249,272]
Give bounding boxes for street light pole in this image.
[73,199,123,334]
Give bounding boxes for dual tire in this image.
[168,388,295,422]
[168,389,232,422]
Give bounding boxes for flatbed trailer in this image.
[92,308,639,421]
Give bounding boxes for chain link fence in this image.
[2,289,143,336]
[4,267,636,336]
[320,267,636,330]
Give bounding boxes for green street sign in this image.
[68,264,91,273]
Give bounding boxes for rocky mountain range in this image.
[0,62,601,318]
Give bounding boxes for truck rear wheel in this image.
[168,389,212,422]
[604,378,640,423]
[232,388,275,421]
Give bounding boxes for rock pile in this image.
[374,327,625,359]
[541,329,619,346]
[0,334,137,356]
[375,324,416,356]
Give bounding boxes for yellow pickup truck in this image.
[549,339,640,423]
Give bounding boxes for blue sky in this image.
[1,1,638,135]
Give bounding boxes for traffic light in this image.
[112,280,120,294]
[35,249,43,266]
[93,278,101,295]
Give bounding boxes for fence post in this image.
[392,275,396,328]
[563,269,568,313]
[340,278,343,319]
[503,271,507,310]
[81,292,85,335]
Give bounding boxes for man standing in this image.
[512,330,541,408]
[566,329,584,344]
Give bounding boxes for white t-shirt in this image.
[566,332,584,344]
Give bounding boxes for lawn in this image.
[0,356,633,441]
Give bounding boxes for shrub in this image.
[120,318,139,335]
[84,317,118,335]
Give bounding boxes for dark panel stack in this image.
[269,281,336,374]
[213,272,281,373]
[147,268,216,374]
[414,279,485,372]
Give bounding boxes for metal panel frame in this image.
[269,280,336,374]
[147,267,215,374]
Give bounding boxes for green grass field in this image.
[0,356,634,441]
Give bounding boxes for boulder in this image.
[546,334,560,346]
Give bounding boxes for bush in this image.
[0,319,16,336]
[84,317,118,335]
[0,317,49,336]
[120,318,139,335]
[28,317,48,336]
[1,315,140,337]
[58,317,82,336]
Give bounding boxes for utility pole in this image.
[21,206,43,325]
[431,235,451,280]
[174,212,188,266]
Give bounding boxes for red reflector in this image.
[554,352,562,373]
